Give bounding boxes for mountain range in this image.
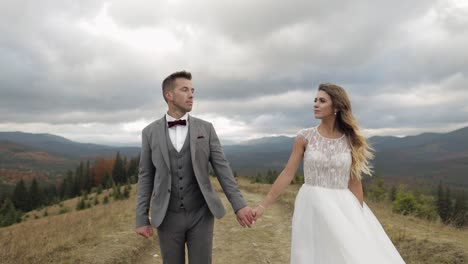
[0,132,139,193]
[225,127,468,188]
[1,126,467,191]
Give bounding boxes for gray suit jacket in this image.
[135,115,247,228]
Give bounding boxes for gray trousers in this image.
[157,205,214,264]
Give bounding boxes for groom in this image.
[135,70,255,263]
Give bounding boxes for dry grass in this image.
[0,187,154,264]
[0,176,466,264]
[235,177,468,264]
[367,201,467,264]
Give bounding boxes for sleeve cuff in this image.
[136,216,151,227]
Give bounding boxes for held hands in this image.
[236,204,267,228]
[135,225,154,238]
[253,204,266,221]
[236,206,256,228]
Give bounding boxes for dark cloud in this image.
[0,0,467,144]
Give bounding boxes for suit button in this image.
[179,187,183,190]
[168,189,171,193]
[179,177,182,180]
[179,166,182,169]
[181,197,184,200]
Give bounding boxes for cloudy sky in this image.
[1,0,468,146]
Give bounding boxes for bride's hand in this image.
[253,204,266,222]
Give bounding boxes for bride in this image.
[253,83,406,263]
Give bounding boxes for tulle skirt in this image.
[291,184,406,264]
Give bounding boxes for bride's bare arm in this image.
[255,137,306,217]
[348,176,364,206]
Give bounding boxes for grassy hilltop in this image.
[0,177,466,264]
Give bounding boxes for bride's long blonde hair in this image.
[318,83,374,180]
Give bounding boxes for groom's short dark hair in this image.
[162,70,192,102]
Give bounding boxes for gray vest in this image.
[166,130,206,212]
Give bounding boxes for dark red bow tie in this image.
[168,119,187,128]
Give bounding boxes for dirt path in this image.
[137,188,293,264]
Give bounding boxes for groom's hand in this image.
[236,206,255,228]
[135,225,154,238]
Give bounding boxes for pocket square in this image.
[197,135,204,139]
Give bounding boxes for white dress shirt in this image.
[166,113,189,152]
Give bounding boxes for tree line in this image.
[248,170,467,228]
[365,177,467,228]
[0,152,139,227]
[250,169,304,185]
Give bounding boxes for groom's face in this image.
[168,78,194,113]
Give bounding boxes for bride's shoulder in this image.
[296,127,317,142]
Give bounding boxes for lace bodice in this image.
[297,127,352,189]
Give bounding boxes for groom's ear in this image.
[164,90,173,102]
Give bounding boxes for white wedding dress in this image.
[291,127,406,264]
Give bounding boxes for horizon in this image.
[1,123,467,147]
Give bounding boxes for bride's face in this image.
[314,90,335,119]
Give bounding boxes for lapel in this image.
[189,115,197,166]
[156,116,170,170]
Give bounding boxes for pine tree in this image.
[73,162,84,196]
[105,172,113,189]
[127,155,139,183]
[76,198,86,210]
[266,170,273,184]
[389,185,397,202]
[89,169,96,190]
[63,170,74,199]
[123,180,132,199]
[452,191,467,228]
[0,198,22,227]
[444,186,453,224]
[29,178,42,210]
[97,185,103,195]
[392,189,417,215]
[254,172,263,183]
[133,155,140,182]
[0,193,6,206]
[112,152,126,184]
[83,160,92,192]
[44,183,58,205]
[123,156,128,182]
[12,180,30,212]
[368,177,387,202]
[437,182,445,220]
[112,183,123,200]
